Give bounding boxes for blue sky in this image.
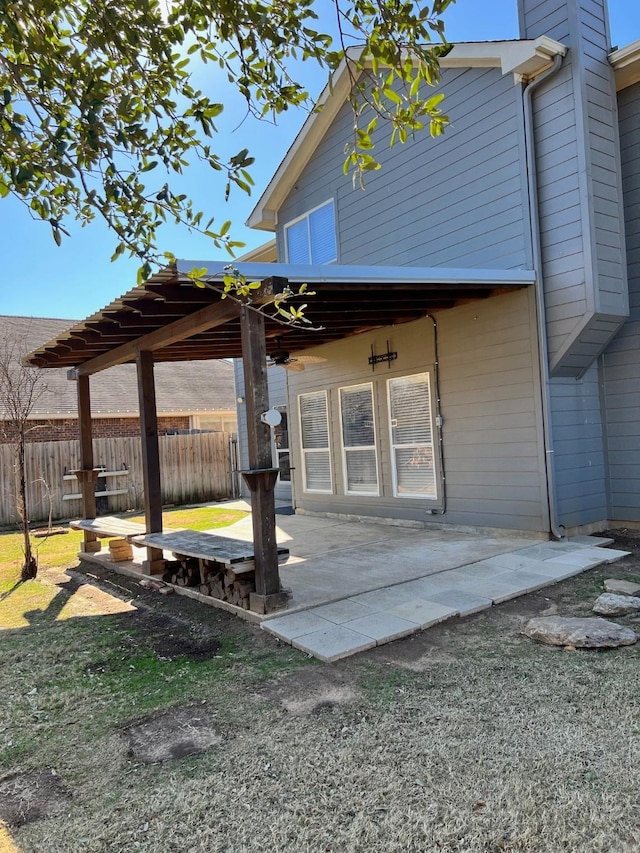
[2,0,639,320]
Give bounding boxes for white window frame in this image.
[298,390,333,494]
[387,373,438,501]
[339,382,379,496]
[284,199,337,264]
[272,406,290,484]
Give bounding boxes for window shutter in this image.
[309,202,337,264]
[286,219,310,264]
[388,374,437,499]
[299,391,332,492]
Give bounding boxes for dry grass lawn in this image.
[0,526,639,852]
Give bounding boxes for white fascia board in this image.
[236,238,277,263]
[444,37,566,80]
[609,39,640,91]
[246,39,567,232]
[177,259,536,287]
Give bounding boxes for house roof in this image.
[23,261,535,375]
[246,37,568,232]
[2,315,236,418]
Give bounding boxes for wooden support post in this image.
[239,303,288,614]
[76,374,100,553]
[136,350,164,575]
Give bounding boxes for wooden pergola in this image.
[26,260,534,614]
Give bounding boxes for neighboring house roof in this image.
[1,315,236,418]
[246,37,568,231]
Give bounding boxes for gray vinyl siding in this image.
[602,82,640,522]
[548,366,608,529]
[277,67,528,271]
[521,0,628,376]
[233,360,291,501]
[287,288,549,533]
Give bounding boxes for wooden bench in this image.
[133,530,290,610]
[132,529,289,574]
[69,516,147,542]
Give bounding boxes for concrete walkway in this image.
[211,507,631,662]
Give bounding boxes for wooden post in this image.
[136,350,164,575]
[239,302,288,614]
[76,373,100,553]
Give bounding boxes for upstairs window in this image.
[285,200,337,264]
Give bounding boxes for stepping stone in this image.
[424,589,493,617]
[569,535,615,547]
[261,611,334,642]
[593,593,640,616]
[604,578,640,596]
[523,616,637,649]
[291,624,376,662]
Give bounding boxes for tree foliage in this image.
[0,0,452,276]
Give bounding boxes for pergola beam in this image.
[76,278,286,376]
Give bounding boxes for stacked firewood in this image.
[162,556,255,610]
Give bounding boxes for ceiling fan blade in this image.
[295,355,328,364]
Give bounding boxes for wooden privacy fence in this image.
[0,432,236,528]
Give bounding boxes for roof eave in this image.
[176,259,536,287]
[609,39,640,91]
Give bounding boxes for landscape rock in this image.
[603,578,640,596]
[593,593,640,616]
[523,616,637,649]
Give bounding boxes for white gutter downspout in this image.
[522,53,566,540]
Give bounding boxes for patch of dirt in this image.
[84,611,222,675]
[256,666,361,715]
[0,768,71,828]
[124,703,223,764]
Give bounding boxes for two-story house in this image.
[233,0,640,537]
